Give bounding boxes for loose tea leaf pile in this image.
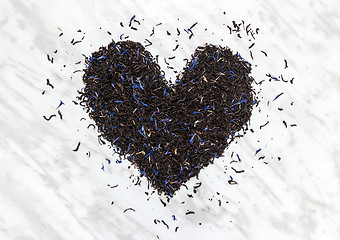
[79,40,255,196]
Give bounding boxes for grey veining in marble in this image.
[0,0,339,239]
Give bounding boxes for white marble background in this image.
[0,0,339,239]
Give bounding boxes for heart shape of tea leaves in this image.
[79,40,254,197]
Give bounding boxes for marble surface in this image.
[1,0,340,239]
